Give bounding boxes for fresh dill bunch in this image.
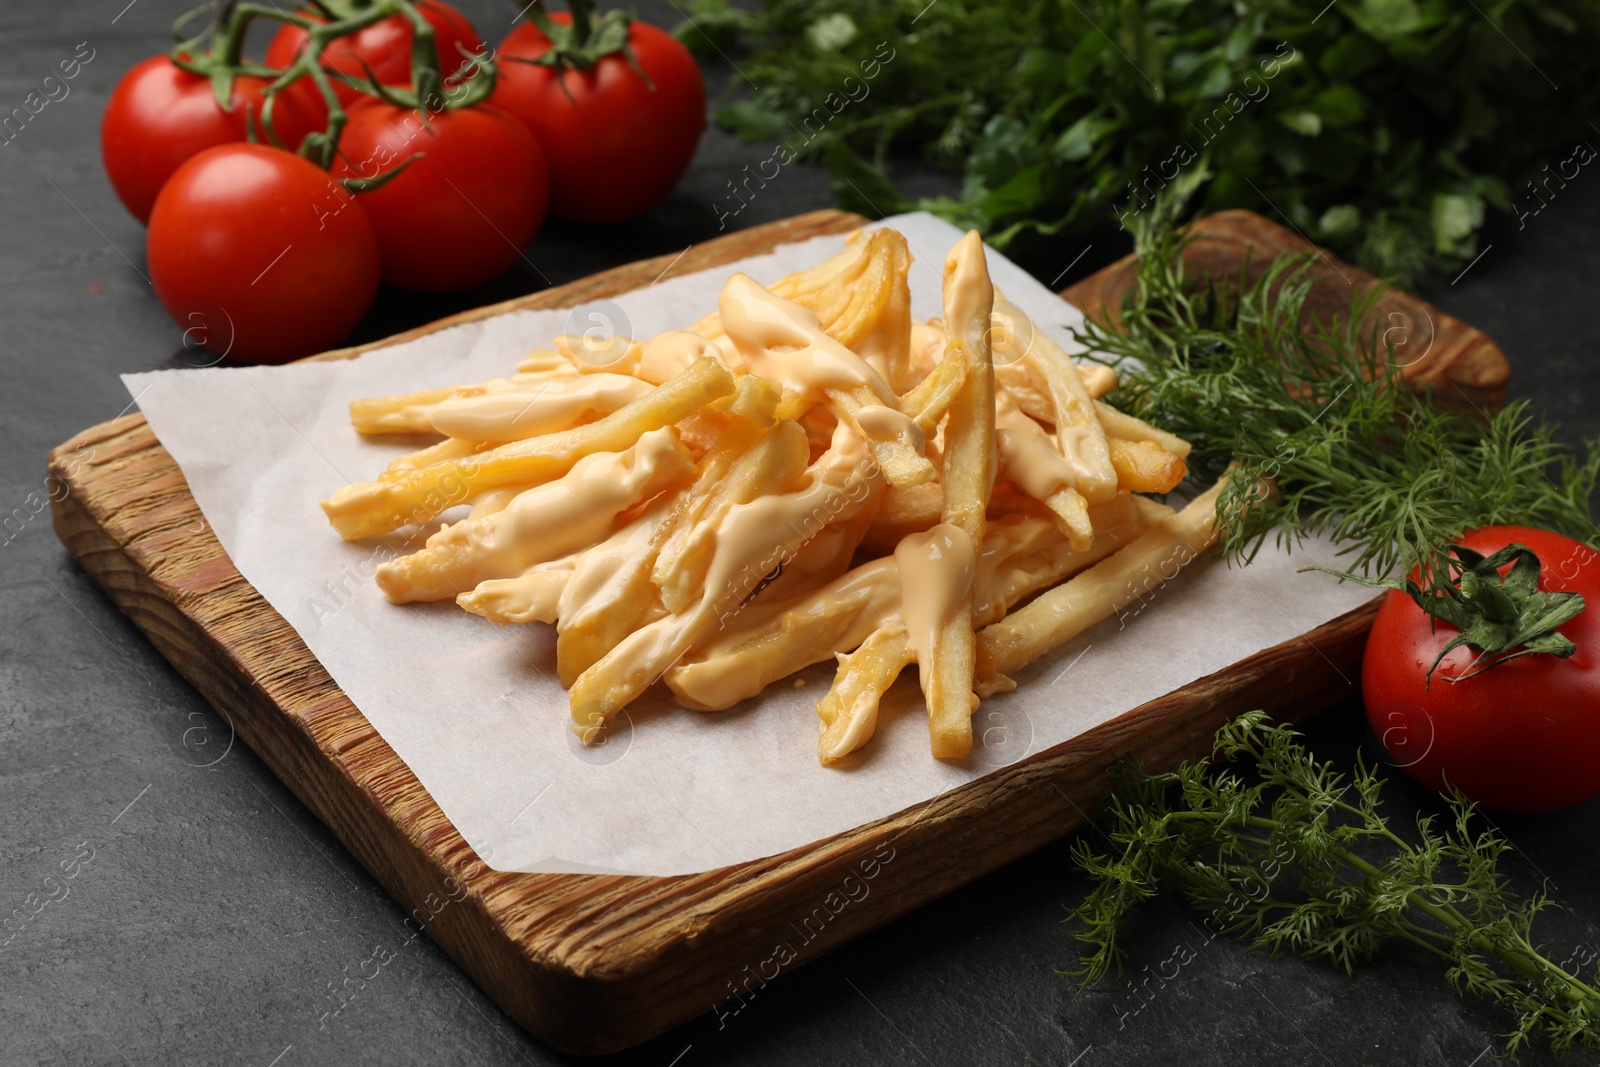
[1068,712,1600,1056]
[1076,209,1600,582]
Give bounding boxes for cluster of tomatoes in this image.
[102,0,705,363]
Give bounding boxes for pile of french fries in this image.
[321,228,1225,764]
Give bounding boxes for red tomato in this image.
[101,55,329,224]
[490,14,705,223]
[148,144,380,363]
[332,102,547,291]
[1363,525,1600,812]
[265,1,484,104]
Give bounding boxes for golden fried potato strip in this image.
[374,428,694,604]
[654,420,810,614]
[994,293,1117,504]
[351,387,456,435]
[975,476,1227,689]
[552,499,676,686]
[817,627,915,764]
[1094,400,1192,457]
[382,436,485,477]
[669,498,1163,759]
[917,229,996,759]
[321,357,734,541]
[1109,437,1188,494]
[570,421,882,738]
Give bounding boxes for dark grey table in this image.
[4,2,1597,1064]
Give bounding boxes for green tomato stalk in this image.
[166,0,499,176]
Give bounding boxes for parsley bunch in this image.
[1070,712,1600,1055]
[679,0,1600,283]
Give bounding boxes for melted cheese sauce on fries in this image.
[323,227,1208,764]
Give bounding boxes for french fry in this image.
[653,420,810,614]
[322,357,735,541]
[717,272,935,488]
[831,231,913,382]
[744,483,883,609]
[817,626,915,764]
[688,229,908,357]
[1079,363,1118,399]
[457,556,578,625]
[975,476,1228,689]
[993,293,1117,504]
[553,499,676,686]
[515,348,573,374]
[555,330,723,384]
[1094,399,1192,457]
[1108,437,1188,494]
[570,421,883,738]
[424,374,655,443]
[914,229,997,759]
[668,557,901,712]
[382,436,485,477]
[351,387,455,435]
[899,344,967,434]
[374,428,694,604]
[669,501,1161,729]
[829,386,936,487]
[995,393,1095,550]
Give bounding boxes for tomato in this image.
[265,1,484,104]
[148,144,380,363]
[332,102,547,291]
[101,55,329,224]
[490,13,705,223]
[1363,525,1600,812]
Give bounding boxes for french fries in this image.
[323,225,1215,767]
[975,476,1228,691]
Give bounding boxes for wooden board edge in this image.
[46,412,1380,1052]
[1059,208,1510,413]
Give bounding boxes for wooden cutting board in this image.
[47,209,1507,1055]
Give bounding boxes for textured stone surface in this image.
[1,2,1596,1064]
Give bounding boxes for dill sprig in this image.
[1076,209,1600,584]
[1069,712,1600,1055]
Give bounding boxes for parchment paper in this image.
[124,212,1375,876]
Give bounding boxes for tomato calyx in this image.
[1325,542,1587,689]
[513,1,638,75]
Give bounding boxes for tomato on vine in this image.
[148,144,380,363]
[1360,526,1600,813]
[265,0,484,104]
[333,101,548,291]
[101,55,328,223]
[490,2,705,223]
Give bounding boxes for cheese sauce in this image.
[376,427,688,603]
[854,403,926,452]
[893,523,977,668]
[995,395,1079,499]
[718,274,899,403]
[583,422,883,716]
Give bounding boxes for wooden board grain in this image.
[48,209,1499,1055]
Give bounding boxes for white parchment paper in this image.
[124,212,1375,876]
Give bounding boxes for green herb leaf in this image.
[1074,207,1600,588]
[1069,713,1600,1056]
[689,0,1600,283]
